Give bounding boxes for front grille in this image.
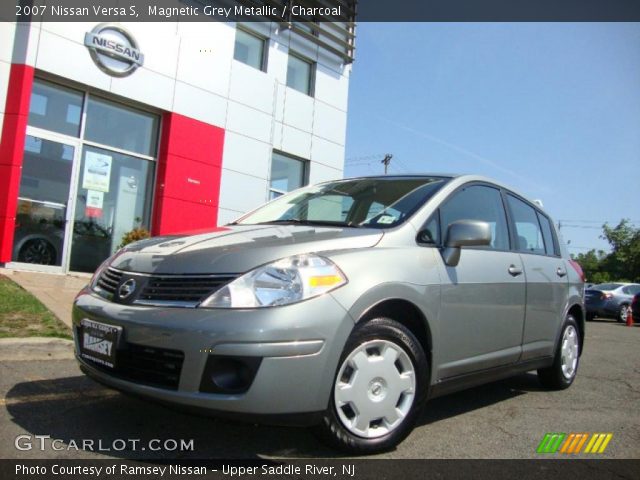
[96,268,123,295]
[84,340,184,390]
[138,275,236,304]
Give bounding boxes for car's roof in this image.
[328,174,459,181]
[318,174,553,217]
[592,282,640,289]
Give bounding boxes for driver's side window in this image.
[438,185,509,250]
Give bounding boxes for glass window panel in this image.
[85,97,159,156]
[13,136,75,266]
[305,194,354,222]
[421,215,440,245]
[536,211,558,256]
[234,29,266,70]
[69,145,155,273]
[28,80,83,137]
[240,177,447,228]
[507,195,546,254]
[269,152,306,194]
[440,185,510,250]
[287,54,313,95]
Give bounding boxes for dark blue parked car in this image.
[585,283,640,322]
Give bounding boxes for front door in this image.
[433,184,526,380]
[11,133,81,272]
[9,78,158,274]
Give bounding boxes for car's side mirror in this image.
[442,220,491,266]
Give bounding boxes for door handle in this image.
[508,265,523,276]
[557,268,567,277]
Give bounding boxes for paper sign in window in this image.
[82,151,112,193]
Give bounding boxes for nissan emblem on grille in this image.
[118,279,136,300]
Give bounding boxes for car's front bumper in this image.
[72,287,355,417]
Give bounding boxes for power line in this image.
[558,219,640,224]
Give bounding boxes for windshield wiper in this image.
[253,219,364,228]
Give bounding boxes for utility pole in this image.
[381,154,393,174]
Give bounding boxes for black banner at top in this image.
[1,0,640,22]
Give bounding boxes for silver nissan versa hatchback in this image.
[73,174,585,454]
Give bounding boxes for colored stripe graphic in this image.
[559,433,589,454]
[584,433,613,454]
[539,433,613,454]
[537,433,566,453]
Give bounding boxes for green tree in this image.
[600,219,640,282]
[570,219,640,283]
[572,249,610,283]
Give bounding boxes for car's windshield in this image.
[234,177,450,228]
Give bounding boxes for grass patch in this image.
[0,275,71,339]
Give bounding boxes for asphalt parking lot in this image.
[0,320,638,460]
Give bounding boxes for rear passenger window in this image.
[536,211,559,256]
[507,195,545,254]
[439,185,509,250]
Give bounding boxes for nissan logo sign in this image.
[84,23,144,77]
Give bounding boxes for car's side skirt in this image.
[428,356,554,399]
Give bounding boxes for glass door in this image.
[11,134,80,271]
[69,145,155,273]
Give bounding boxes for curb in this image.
[0,337,75,361]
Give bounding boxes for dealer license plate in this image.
[79,319,122,368]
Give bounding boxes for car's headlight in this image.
[199,254,347,308]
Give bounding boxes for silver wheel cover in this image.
[620,305,629,322]
[334,339,416,439]
[560,325,579,380]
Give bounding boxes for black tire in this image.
[18,239,57,265]
[315,317,429,454]
[538,315,580,390]
[617,304,630,323]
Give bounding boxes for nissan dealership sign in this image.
[84,23,144,77]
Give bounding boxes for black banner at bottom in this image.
[1,459,638,480]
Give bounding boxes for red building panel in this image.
[152,112,225,236]
[152,197,220,235]
[160,113,225,166]
[161,155,221,206]
[0,64,34,263]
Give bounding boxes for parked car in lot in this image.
[585,283,640,322]
[72,174,585,454]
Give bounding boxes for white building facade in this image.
[0,13,355,273]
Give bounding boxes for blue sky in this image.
[344,23,640,254]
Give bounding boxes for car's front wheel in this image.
[537,315,580,390]
[316,317,428,454]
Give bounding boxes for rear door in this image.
[434,184,526,379]
[505,194,569,360]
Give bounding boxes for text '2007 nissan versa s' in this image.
[73,174,585,454]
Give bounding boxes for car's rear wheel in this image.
[18,239,56,265]
[537,315,580,390]
[315,317,428,454]
[618,304,630,323]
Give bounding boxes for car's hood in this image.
[109,224,383,274]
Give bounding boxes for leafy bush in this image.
[118,227,150,249]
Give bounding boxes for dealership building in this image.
[0,11,355,273]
